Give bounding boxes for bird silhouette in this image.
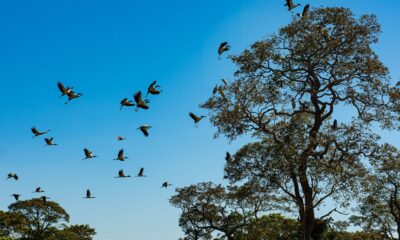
[7,173,18,180]
[117,136,126,141]
[57,81,73,97]
[284,0,301,11]
[189,112,205,125]
[218,42,230,59]
[10,194,20,201]
[120,98,135,110]
[83,189,95,199]
[44,137,57,146]
[146,80,162,97]
[33,187,45,193]
[161,181,172,188]
[221,79,228,85]
[114,149,128,161]
[138,125,152,137]
[115,169,131,178]
[136,168,146,177]
[83,148,97,160]
[31,127,50,138]
[134,91,150,111]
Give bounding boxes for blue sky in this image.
[0,0,399,239]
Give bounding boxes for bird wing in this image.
[134,91,142,104]
[57,82,67,93]
[140,127,149,137]
[149,80,157,88]
[189,112,198,121]
[31,127,40,135]
[118,149,124,159]
[120,98,128,104]
[139,168,144,176]
[84,148,90,157]
[303,4,309,16]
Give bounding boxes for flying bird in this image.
[83,189,95,199]
[134,91,150,111]
[57,81,73,97]
[114,149,128,161]
[10,194,20,201]
[83,148,97,160]
[115,169,131,178]
[284,0,301,11]
[146,80,162,97]
[117,136,126,141]
[136,168,146,177]
[33,187,45,193]
[161,182,172,189]
[120,98,135,110]
[218,42,230,59]
[7,173,18,180]
[44,137,57,146]
[65,90,82,104]
[31,127,50,138]
[189,112,205,124]
[138,125,152,137]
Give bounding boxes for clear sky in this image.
[0,0,399,239]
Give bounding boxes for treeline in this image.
[171,6,400,240]
[0,199,95,240]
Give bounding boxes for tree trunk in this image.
[299,173,315,240]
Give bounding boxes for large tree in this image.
[201,7,396,239]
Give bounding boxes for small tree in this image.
[8,199,69,240]
[170,182,270,240]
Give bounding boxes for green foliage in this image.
[350,143,400,239]
[0,199,95,240]
[236,214,300,240]
[170,182,270,240]
[172,6,400,240]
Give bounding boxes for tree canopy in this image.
[173,6,400,240]
[0,199,95,240]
